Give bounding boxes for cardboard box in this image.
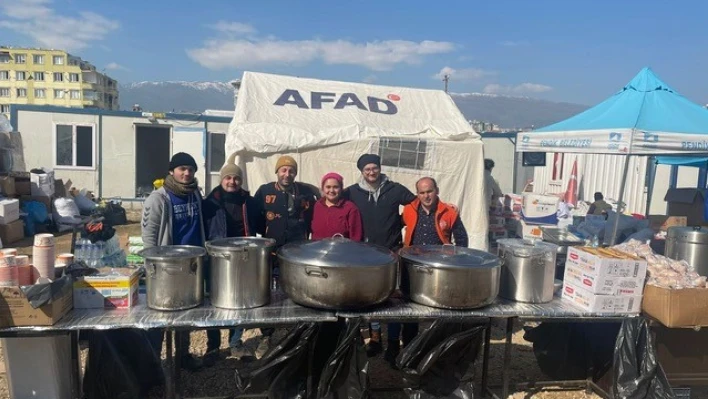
[563,263,645,296]
[0,199,19,224]
[73,268,140,309]
[0,176,15,197]
[566,247,647,280]
[30,169,55,198]
[14,179,30,196]
[521,193,559,225]
[648,215,687,232]
[0,279,73,327]
[0,219,24,244]
[642,284,708,328]
[654,325,708,385]
[561,282,642,314]
[515,219,552,240]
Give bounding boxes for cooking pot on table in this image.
[139,245,206,311]
[399,244,501,309]
[205,237,276,309]
[666,226,708,277]
[277,237,398,309]
[496,238,558,303]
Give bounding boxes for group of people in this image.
[141,151,469,370]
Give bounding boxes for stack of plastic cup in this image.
[32,234,56,282]
[0,255,17,287]
[14,255,32,286]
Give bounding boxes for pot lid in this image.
[496,238,559,258]
[399,245,500,269]
[139,245,206,260]
[277,238,397,268]
[206,237,276,251]
[667,226,708,244]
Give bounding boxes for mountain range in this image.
[119,81,588,129]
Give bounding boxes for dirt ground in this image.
[0,222,700,398]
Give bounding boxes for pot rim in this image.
[277,255,398,269]
[139,245,206,261]
[205,237,277,253]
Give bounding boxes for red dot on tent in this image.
[387,94,400,101]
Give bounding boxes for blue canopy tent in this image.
[516,67,708,243]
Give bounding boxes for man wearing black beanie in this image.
[345,153,416,364]
[142,152,205,372]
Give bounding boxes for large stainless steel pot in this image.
[277,237,397,309]
[666,226,708,277]
[139,245,206,311]
[399,245,501,309]
[496,239,558,303]
[205,237,276,309]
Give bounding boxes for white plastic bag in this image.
[52,197,82,225]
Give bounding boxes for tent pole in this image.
[610,156,632,245]
[644,157,656,217]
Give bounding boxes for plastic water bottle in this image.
[74,239,85,261]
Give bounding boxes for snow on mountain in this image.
[119,81,587,129]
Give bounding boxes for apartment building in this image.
[0,47,119,119]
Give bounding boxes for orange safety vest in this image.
[402,198,459,247]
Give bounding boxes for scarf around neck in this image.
[164,175,199,197]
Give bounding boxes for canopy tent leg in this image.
[644,157,657,217]
[610,156,632,245]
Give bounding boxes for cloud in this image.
[187,23,455,71]
[483,83,553,95]
[432,66,496,81]
[0,0,119,52]
[499,40,529,47]
[212,21,256,35]
[105,62,129,71]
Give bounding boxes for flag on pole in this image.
[564,159,578,205]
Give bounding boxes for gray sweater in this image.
[141,187,206,248]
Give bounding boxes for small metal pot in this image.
[399,244,501,309]
[496,239,558,303]
[205,237,276,309]
[277,237,398,309]
[139,245,206,311]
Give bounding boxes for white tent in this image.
[226,71,488,249]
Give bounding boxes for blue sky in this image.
[2,0,708,105]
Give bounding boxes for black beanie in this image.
[357,154,381,171]
[169,152,198,171]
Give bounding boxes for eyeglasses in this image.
[363,167,380,173]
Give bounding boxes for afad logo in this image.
[608,132,629,153]
[641,131,659,148]
[274,89,400,115]
[520,135,531,147]
[569,252,579,260]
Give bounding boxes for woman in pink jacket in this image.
[311,172,364,241]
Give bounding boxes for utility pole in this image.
[442,74,450,93]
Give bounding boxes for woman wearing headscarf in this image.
[311,172,363,241]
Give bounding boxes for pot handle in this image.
[305,267,328,278]
[211,252,232,260]
[414,264,433,274]
[443,244,457,255]
[190,260,199,274]
[146,262,157,277]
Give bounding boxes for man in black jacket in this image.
[252,155,318,356]
[345,153,416,363]
[253,155,318,247]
